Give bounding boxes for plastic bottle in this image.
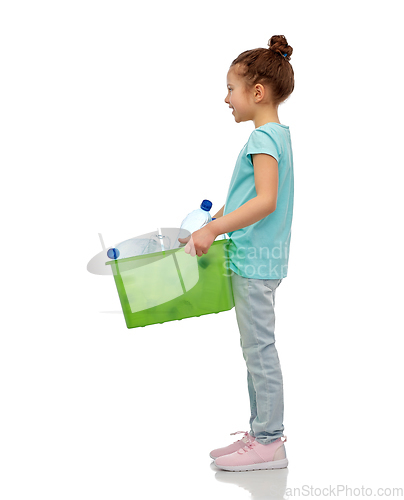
[106,228,190,260]
[179,200,227,243]
[180,199,213,233]
[107,237,160,260]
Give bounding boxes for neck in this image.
[253,105,280,128]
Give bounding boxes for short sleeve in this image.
[245,128,280,163]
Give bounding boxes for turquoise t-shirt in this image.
[223,122,294,279]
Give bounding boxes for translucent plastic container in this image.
[105,239,234,329]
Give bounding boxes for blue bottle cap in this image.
[200,199,212,211]
[107,248,120,259]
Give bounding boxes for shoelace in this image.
[236,435,287,454]
[229,431,256,454]
[237,441,257,454]
[230,431,251,444]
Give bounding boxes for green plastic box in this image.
[105,239,234,329]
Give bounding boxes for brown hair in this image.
[231,35,294,106]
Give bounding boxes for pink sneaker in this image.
[214,436,288,472]
[209,431,255,459]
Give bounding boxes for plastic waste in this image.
[106,228,191,261]
[179,200,227,245]
[108,237,160,260]
[180,199,213,233]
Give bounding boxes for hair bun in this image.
[268,35,293,61]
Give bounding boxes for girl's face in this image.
[224,66,254,123]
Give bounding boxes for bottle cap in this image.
[107,248,120,259]
[200,199,212,211]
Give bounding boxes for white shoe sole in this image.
[214,457,288,472]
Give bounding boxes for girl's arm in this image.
[209,154,278,236]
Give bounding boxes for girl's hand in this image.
[178,224,217,257]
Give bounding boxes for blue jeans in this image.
[231,271,284,445]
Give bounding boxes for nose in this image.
[224,93,229,104]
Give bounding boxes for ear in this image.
[254,83,265,103]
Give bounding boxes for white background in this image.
[1,1,403,499]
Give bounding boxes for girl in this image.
[179,35,294,472]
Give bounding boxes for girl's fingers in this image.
[184,236,196,257]
[178,236,191,244]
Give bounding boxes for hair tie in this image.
[283,53,287,58]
